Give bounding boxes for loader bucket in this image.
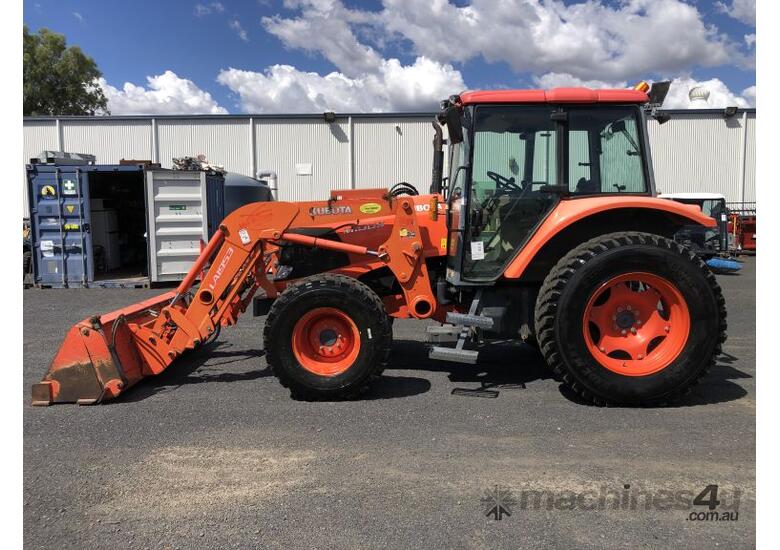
[31,291,177,406]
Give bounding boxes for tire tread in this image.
[263,273,393,400]
[533,231,727,406]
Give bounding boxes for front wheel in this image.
[263,274,392,400]
[534,232,727,406]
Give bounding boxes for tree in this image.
[23,26,109,116]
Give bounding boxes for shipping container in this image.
[145,169,224,283]
[27,163,148,287]
[28,164,226,287]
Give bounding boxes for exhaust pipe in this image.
[430,121,444,194]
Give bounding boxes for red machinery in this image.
[33,84,727,407]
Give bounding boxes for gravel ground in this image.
[23,257,755,549]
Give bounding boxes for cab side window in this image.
[567,108,648,194]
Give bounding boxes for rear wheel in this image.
[264,274,392,400]
[534,232,727,406]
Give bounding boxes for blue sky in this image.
[23,0,756,114]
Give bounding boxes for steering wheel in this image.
[487,170,522,192]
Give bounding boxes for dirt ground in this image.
[24,257,755,549]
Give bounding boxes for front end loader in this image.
[33,83,727,407]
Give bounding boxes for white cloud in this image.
[217,57,464,113]
[742,85,756,107]
[99,71,228,115]
[717,0,755,26]
[744,33,756,48]
[207,0,756,114]
[194,2,225,17]
[262,1,382,77]
[531,72,756,110]
[661,76,754,109]
[380,0,742,82]
[72,11,84,23]
[258,0,747,98]
[229,19,248,42]
[533,72,626,90]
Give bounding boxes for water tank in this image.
[223,172,273,215]
[688,86,710,107]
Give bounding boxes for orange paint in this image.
[292,307,361,376]
[582,272,690,376]
[502,196,716,279]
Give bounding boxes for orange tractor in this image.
[32,84,726,406]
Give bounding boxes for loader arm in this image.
[32,194,438,405]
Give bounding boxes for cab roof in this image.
[459,87,649,105]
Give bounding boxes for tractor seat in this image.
[576,177,599,194]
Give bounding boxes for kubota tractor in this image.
[32,83,726,407]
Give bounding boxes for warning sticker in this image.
[66,205,75,214]
[62,179,77,196]
[41,185,56,197]
[41,240,54,257]
[238,228,251,244]
[359,202,382,214]
[470,240,485,260]
[441,237,448,251]
[63,223,80,231]
[169,205,187,211]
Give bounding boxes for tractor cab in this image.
[439,89,655,284]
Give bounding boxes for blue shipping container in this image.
[28,164,229,287]
[27,164,147,287]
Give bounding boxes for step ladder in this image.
[428,289,493,364]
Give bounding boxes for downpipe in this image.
[257,170,279,200]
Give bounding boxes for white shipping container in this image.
[145,170,224,283]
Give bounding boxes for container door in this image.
[28,166,93,287]
[206,173,225,236]
[146,170,210,282]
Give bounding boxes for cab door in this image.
[460,105,560,282]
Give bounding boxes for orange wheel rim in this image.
[582,272,690,376]
[292,307,361,377]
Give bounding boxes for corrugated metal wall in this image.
[157,119,250,176]
[61,119,153,163]
[744,115,756,205]
[648,112,756,203]
[353,117,432,191]
[256,119,351,202]
[23,111,757,217]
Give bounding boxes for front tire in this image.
[534,232,727,406]
[264,274,392,400]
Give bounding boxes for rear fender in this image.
[504,196,714,280]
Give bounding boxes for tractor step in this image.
[429,346,479,364]
[425,324,461,343]
[445,311,494,329]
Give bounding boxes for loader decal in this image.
[359,203,382,214]
[208,246,234,291]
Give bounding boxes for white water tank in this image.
[689,86,711,107]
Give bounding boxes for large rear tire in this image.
[534,232,727,406]
[264,274,392,400]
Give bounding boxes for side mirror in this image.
[441,105,463,144]
[611,120,626,133]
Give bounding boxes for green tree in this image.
[23,26,109,116]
